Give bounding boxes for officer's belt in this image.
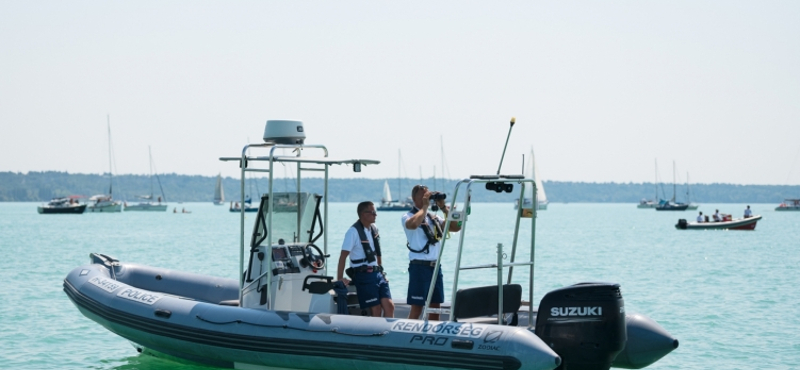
[410,260,437,267]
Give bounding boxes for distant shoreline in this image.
[2,171,798,203]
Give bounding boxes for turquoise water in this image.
[1,202,798,369]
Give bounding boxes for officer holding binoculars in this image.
[401,184,462,320]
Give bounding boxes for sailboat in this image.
[124,146,168,212]
[213,173,225,205]
[637,159,659,208]
[87,115,123,213]
[230,177,259,213]
[515,147,548,210]
[655,161,688,211]
[377,149,413,211]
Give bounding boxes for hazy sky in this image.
[2,1,799,185]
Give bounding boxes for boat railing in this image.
[422,176,537,327]
[221,142,379,309]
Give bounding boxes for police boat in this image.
[63,119,677,370]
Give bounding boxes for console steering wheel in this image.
[302,244,325,269]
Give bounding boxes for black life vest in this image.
[406,207,443,254]
[349,220,381,265]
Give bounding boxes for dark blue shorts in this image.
[406,263,444,306]
[353,271,392,309]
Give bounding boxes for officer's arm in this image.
[336,251,350,282]
[405,207,428,230]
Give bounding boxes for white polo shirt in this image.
[341,224,379,268]
[401,211,443,261]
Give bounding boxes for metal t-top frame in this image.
[422,177,538,327]
[220,143,379,308]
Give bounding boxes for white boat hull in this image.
[87,202,122,213]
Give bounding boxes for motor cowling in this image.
[676,219,688,229]
[536,283,626,370]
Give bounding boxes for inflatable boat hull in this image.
[64,263,561,370]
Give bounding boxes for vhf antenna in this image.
[496,117,516,175]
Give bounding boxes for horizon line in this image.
[4,170,800,187]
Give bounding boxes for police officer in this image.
[402,185,462,320]
[336,201,394,317]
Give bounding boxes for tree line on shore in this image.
[1,171,798,204]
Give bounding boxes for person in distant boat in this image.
[158,196,162,203]
[744,205,752,218]
[402,184,462,320]
[696,211,703,223]
[336,201,394,318]
[713,209,721,222]
[173,207,177,213]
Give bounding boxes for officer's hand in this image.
[435,199,446,209]
[421,190,431,205]
[341,278,350,287]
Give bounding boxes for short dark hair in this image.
[357,201,374,215]
[412,184,428,197]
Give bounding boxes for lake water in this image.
[1,202,798,369]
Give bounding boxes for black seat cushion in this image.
[452,284,522,320]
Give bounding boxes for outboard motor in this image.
[536,283,626,370]
[676,219,688,229]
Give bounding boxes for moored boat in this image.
[637,199,658,208]
[775,198,800,211]
[213,173,225,205]
[655,161,688,211]
[124,146,168,212]
[676,215,762,230]
[377,180,413,211]
[63,119,677,370]
[88,115,122,213]
[515,146,548,210]
[229,197,258,212]
[37,197,86,214]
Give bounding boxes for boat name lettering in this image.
[478,344,501,351]
[88,277,123,293]
[410,335,448,346]
[391,321,484,337]
[550,306,603,317]
[117,288,163,305]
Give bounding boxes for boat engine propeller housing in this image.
[536,282,627,370]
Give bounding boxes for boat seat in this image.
[332,285,367,316]
[452,284,522,325]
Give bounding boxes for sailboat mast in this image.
[672,161,676,202]
[686,172,690,203]
[654,158,657,201]
[397,149,401,202]
[107,115,113,196]
[148,145,154,198]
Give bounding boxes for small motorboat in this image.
[64,120,677,370]
[775,198,800,211]
[37,197,86,214]
[229,199,258,212]
[676,215,762,230]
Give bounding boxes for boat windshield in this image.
[250,192,321,248]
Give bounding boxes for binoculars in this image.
[429,192,446,201]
